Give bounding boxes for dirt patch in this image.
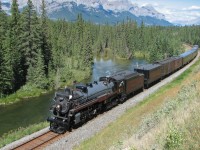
[183,43,193,51]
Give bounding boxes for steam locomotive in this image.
[47,45,198,134]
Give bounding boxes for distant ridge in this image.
[2,0,173,26]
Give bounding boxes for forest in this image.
[0,0,200,98]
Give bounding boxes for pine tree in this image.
[35,49,46,88]
[20,0,36,68]
[0,1,11,95]
[0,2,2,85]
[0,1,6,56]
[1,29,14,94]
[10,0,25,90]
[77,14,84,41]
[82,27,93,68]
[139,20,145,51]
[27,49,46,88]
[0,0,6,65]
[19,0,44,85]
[40,0,51,76]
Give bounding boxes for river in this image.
[0,57,146,137]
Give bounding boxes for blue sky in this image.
[133,0,200,24]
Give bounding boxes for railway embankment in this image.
[44,53,199,149]
[73,52,200,150]
[2,50,199,150]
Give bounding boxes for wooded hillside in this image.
[0,0,200,97]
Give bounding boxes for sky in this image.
[133,0,200,25]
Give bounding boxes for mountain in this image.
[1,1,11,14]
[1,0,173,26]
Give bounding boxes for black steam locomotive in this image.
[47,45,198,134]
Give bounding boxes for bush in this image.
[164,127,183,150]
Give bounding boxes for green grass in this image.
[134,51,149,59]
[75,57,200,150]
[179,106,200,149]
[0,122,48,148]
[153,80,200,150]
[136,80,199,149]
[0,69,90,106]
[0,84,47,105]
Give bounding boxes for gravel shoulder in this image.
[46,53,199,150]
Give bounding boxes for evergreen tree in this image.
[77,14,84,41]
[0,0,6,68]
[10,0,25,90]
[1,30,14,94]
[0,0,6,58]
[19,0,44,85]
[20,0,36,68]
[27,49,46,88]
[82,27,93,67]
[0,2,11,95]
[40,0,51,75]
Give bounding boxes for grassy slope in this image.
[0,85,46,105]
[0,122,48,148]
[75,55,200,150]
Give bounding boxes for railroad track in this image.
[12,131,66,150]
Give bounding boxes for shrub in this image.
[164,127,183,150]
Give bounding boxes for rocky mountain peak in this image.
[2,0,165,19]
[1,0,171,26]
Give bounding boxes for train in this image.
[47,45,198,134]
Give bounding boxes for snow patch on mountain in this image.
[2,0,165,20]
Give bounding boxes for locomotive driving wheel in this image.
[50,122,58,132]
[56,126,66,134]
[50,122,66,134]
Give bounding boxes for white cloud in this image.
[182,5,200,11]
[133,0,200,25]
[153,5,200,25]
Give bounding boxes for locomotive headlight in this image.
[56,104,62,112]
